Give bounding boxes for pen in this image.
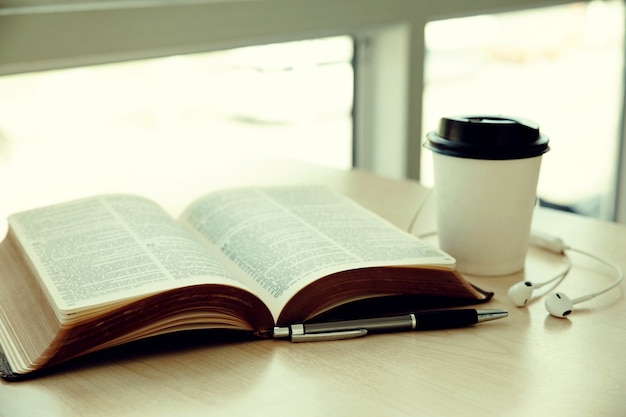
[272,309,508,342]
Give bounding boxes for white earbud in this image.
[507,281,535,307]
[544,292,574,318]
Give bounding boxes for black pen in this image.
[272,309,508,342]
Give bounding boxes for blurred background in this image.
[0,0,624,222]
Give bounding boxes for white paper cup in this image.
[425,116,549,276]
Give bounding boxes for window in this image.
[0,36,353,166]
[0,36,354,218]
[2,0,625,223]
[421,1,625,220]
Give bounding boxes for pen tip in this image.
[476,309,509,323]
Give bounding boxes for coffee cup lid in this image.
[425,116,549,160]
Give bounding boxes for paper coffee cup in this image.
[425,116,549,276]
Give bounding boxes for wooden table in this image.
[1,153,624,417]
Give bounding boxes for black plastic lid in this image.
[424,116,550,160]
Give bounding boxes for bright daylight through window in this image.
[0,36,354,221]
[421,1,625,220]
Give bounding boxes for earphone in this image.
[507,232,573,307]
[507,259,571,307]
[508,230,624,318]
[407,195,624,319]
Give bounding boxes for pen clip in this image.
[291,329,368,343]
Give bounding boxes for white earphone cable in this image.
[566,247,625,303]
[535,253,573,290]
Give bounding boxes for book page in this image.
[180,187,454,319]
[8,195,250,316]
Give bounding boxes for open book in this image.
[0,186,491,379]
